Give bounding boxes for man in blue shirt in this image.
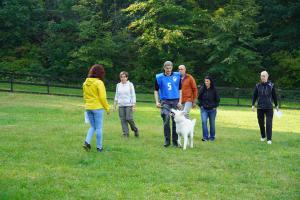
[154,61,182,147]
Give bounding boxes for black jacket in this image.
[252,81,278,109]
[198,86,220,109]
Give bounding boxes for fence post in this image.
[10,74,14,92]
[278,88,281,108]
[235,87,240,106]
[47,80,50,94]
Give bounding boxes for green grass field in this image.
[0,92,299,200]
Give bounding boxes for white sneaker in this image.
[260,138,266,142]
[267,140,272,144]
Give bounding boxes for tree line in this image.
[1,0,299,88]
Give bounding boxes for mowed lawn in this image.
[0,92,299,200]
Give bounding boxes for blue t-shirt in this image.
[156,72,181,100]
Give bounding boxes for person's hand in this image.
[177,103,182,110]
[251,106,255,112]
[112,103,117,111]
[276,106,279,112]
[156,102,161,108]
[107,111,110,115]
[133,105,136,112]
[192,102,197,108]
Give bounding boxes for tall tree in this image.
[123,0,205,82]
[257,0,300,88]
[202,0,264,87]
[0,0,45,73]
[70,0,136,82]
[42,0,79,81]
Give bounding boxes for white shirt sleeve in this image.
[130,82,136,104]
[114,83,119,102]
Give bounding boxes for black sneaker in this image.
[97,147,103,152]
[164,141,171,147]
[83,141,91,151]
[173,142,179,147]
[134,129,139,137]
[201,138,208,142]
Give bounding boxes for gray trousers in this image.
[160,100,178,144]
[182,102,193,119]
[118,106,138,135]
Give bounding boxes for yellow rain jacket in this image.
[83,78,110,112]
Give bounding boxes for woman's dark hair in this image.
[204,75,215,89]
[88,64,105,81]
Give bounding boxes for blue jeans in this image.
[85,109,104,149]
[200,107,217,140]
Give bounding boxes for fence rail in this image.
[0,72,299,109]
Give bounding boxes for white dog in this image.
[171,109,196,150]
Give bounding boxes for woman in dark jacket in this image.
[198,76,220,141]
[252,71,279,145]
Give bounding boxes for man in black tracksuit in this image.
[252,71,279,144]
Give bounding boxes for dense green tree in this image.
[69,0,137,82]
[256,0,300,88]
[0,0,45,73]
[123,0,214,83]
[42,0,79,81]
[202,0,264,87]
[0,0,299,88]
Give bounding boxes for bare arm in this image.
[113,84,118,110]
[179,90,182,104]
[154,90,161,108]
[154,79,161,108]
[177,90,183,109]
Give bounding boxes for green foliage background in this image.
[1,0,299,88]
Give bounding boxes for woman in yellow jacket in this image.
[82,64,110,152]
